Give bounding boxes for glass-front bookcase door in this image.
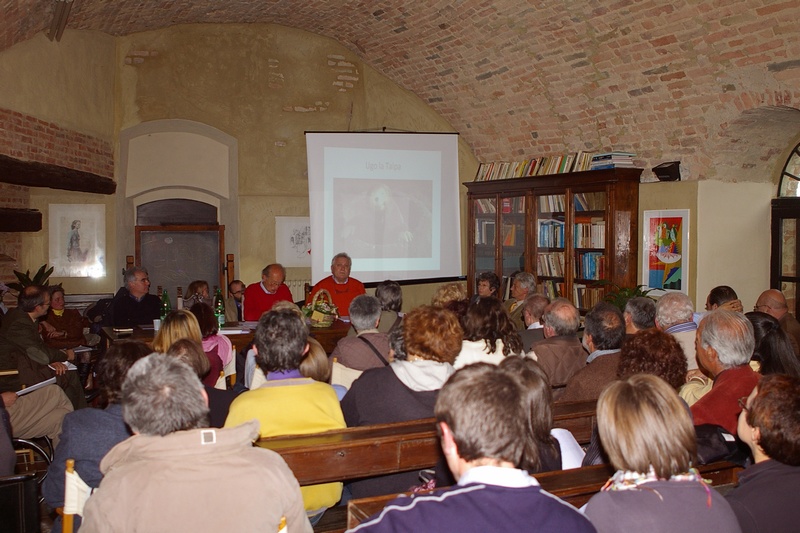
[572,190,607,312]
[535,193,566,300]
[473,197,498,279]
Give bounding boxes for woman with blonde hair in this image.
[584,374,741,532]
[152,310,221,387]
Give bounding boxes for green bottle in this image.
[214,287,225,326]
[160,289,172,320]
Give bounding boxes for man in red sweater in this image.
[307,252,365,315]
[242,263,293,321]
[691,309,759,436]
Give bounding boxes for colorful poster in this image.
[642,210,689,294]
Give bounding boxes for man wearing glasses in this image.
[242,264,293,321]
[225,280,245,322]
[109,266,161,328]
[754,289,800,357]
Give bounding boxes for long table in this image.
[100,318,350,354]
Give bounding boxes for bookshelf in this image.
[466,168,641,313]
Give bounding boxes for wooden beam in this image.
[0,208,42,232]
[0,154,116,195]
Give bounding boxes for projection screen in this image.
[306,132,462,285]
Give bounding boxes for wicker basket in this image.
[302,289,338,328]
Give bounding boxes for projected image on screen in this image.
[334,178,433,259]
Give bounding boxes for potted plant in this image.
[7,264,55,293]
[597,281,655,311]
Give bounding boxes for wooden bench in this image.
[346,460,744,529]
[256,400,597,532]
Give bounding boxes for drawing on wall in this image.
[276,216,311,267]
[642,209,689,294]
[49,204,106,278]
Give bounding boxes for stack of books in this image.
[590,152,636,170]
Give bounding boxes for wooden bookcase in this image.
[465,168,641,313]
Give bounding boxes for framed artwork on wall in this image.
[276,216,311,267]
[48,204,106,278]
[642,209,689,294]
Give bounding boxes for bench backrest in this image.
[256,399,598,486]
[346,460,743,528]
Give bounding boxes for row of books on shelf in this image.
[474,198,497,214]
[574,192,606,211]
[501,223,524,247]
[537,252,565,278]
[501,197,525,213]
[475,219,495,245]
[474,151,637,181]
[541,280,565,301]
[574,285,604,310]
[574,252,606,281]
[538,195,566,212]
[538,220,565,248]
[574,219,606,248]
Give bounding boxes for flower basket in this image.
[302,289,338,328]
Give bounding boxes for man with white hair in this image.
[330,295,391,370]
[691,310,760,436]
[655,292,699,374]
[504,272,536,330]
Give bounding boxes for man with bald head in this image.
[529,298,587,396]
[243,264,293,321]
[754,289,800,357]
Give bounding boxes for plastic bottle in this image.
[176,286,184,310]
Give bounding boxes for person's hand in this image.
[40,321,57,335]
[51,361,67,375]
[64,349,76,361]
[719,299,743,313]
[0,391,17,408]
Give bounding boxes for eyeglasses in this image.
[737,396,750,412]
[753,304,770,311]
[231,290,244,295]
[135,277,150,284]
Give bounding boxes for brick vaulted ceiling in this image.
[3,0,800,168]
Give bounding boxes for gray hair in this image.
[124,266,148,286]
[700,310,755,369]
[375,280,402,312]
[331,252,352,267]
[122,353,209,436]
[656,292,694,329]
[388,324,407,361]
[524,293,550,322]
[349,295,382,332]
[625,297,656,330]
[543,298,580,336]
[514,272,537,293]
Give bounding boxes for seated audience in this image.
[300,338,347,400]
[225,279,245,322]
[224,308,345,523]
[81,354,311,532]
[560,302,625,402]
[503,271,536,330]
[656,291,700,374]
[168,338,239,428]
[726,374,800,533]
[470,270,501,303]
[584,328,688,466]
[341,307,461,498]
[331,295,391,370]
[529,298,586,393]
[754,289,800,356]
[306,253,365,314]
[623,296,656,336]
[152,309,222,388]
[184,279,211,308]
[746,311,800,377]
[190,301,233,374]
[43,340,151,533]
[350,363,595,532]
[346,279,403,336]
[519,293,549,351]
[0,285,85,409]
[40,286,95,349]
[584,374,741,533]
[431,282,467,307]
[107,266,161,327]
[244,263,294,320]
[499,356,584,470]
[453,297,522,369]
[691,310,759,436]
